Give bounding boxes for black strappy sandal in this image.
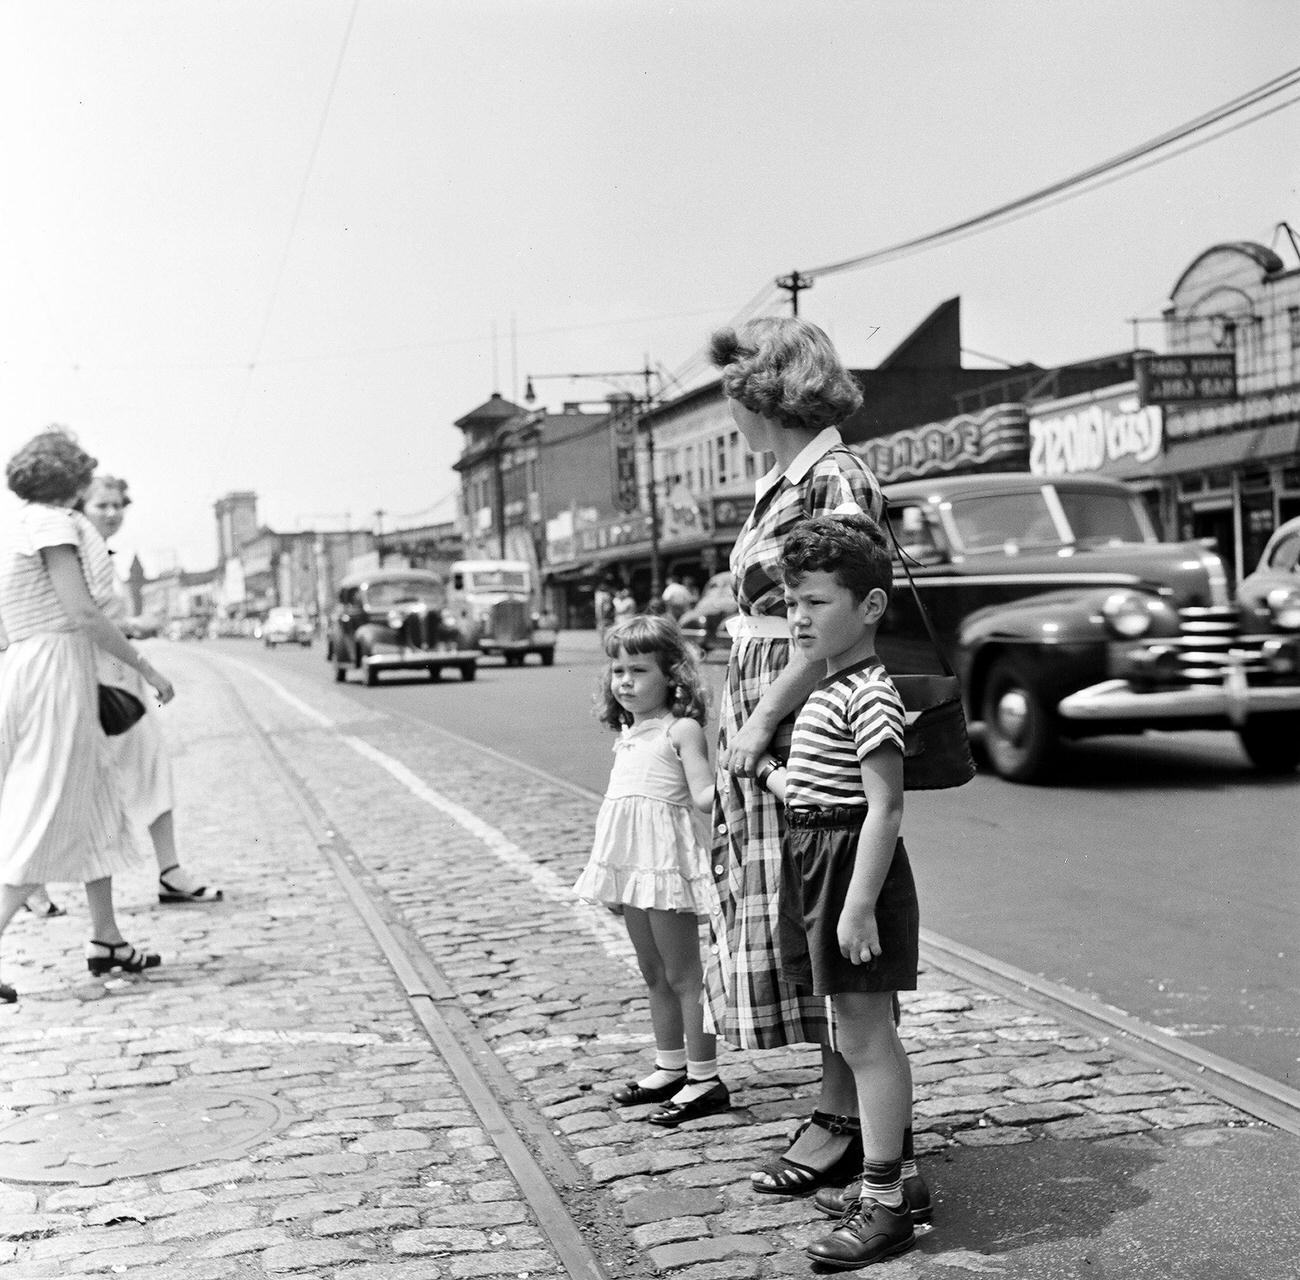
[751,1111,863,1196]
[158,865,224,904]
[86,941,162,977]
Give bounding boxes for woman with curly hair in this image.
[704,317,892,1193]
[0,428,174,1003]
[81,474,221,904]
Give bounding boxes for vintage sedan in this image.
[1238,514,1300,630]
[262,606,314,647]
[678,571,738,653]
[327,569,479,685]
[877,473,1300,782]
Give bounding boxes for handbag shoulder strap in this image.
[882,498,955,679]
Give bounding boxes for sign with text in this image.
[609,402,640,513]
[1028,388,1162,478]
[857,404,1029,484]
[1135,353,1236,406]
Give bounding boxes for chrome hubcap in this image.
[996,688,1029,743]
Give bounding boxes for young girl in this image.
[573,615,728,1127]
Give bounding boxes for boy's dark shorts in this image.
[778,806,919,997]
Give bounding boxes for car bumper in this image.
[1057,678,1300,724]
[479,631,556,653]
[364,648,478,670]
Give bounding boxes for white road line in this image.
[213,654,637,972]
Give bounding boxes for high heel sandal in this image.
[158,865,223,904]
[86,940,162,977]
[751,1111,864,1196]
[1,982,16,1005]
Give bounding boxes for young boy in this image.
[755,512,921,1269]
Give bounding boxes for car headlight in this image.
[1266,586,1300,631]
[1102,591,1154,638]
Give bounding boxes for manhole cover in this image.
[0,1084,292,1185]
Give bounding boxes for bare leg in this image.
[833,991,910,1163]
[154,812,222,900]
[646,910,715,1066]
[83,877,126,945]
[623,907,685,1055]
[150,810,177,873]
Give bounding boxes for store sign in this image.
[1165,387,1300,440]
[609,404,640,513]
[711,495,749,531]
[1135,353,1236,406]
[858,405,1028,484]
[1029,390,1162,478]
[576,514,653,554]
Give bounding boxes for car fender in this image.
[354,622,398,654]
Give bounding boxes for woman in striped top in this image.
[0,428,175,1003]
[702,317,885,1194]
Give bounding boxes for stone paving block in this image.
[985,1100,1086,1126]
[631,1215,710,1249]
[271,1189,368,1220]
[261,1237,375,1269]
[1042,1113,1150,1140]
[63,1244,177,1272]
[1141,1103,1245,1129]
[445,1251,560,1279]
[348,1128,433,1153]
[391,1226,491,1254]
[150,1202,262,1241]
[83,1189,209,1224]
[421,1203,530,1228]
[311,1207,423,1235]
[622,1187,726,1224]
[648,1232,773,1271]
[1008,1059,1103,1087]
[666,1261,764,1280]
[0,1213,81,1240]
[336,1264,450,1280]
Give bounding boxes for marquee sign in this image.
[858,404,1028,484]
[609,402,640,513]
[1028,387,1162,478]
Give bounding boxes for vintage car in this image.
[877,473,1300,782]
[1238,514,1300,627]
[678,571,738,653]
[327,569,479,685]
[448,560,557,666]
[262,606,314,647]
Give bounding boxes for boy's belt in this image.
[724,614,790,641]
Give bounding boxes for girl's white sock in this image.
[671,1058,720,1103]
[637,1048,686,1091]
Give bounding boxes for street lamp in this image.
[523,362,665,598]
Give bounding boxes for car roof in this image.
[883,472,1133,502]
[339,569,444,590]
[451,559,530,573]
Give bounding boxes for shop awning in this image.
[1146,421,1300,477]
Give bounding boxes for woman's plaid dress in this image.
[703,438,883,1048]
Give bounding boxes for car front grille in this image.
[1166,606,1275,684]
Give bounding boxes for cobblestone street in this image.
[1,644,1296,1279]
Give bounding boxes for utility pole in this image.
[775,269,813,316]
[373,509,386,567]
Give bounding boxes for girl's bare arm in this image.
[669,717,716,811]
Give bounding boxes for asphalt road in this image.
[224,635,1299,1093]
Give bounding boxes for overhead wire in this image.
[800,63,1300,281]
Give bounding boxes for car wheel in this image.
[981,656,1058,783]
[334,661,347,683]
[539,648,555,667]
[459,663,476,682]
[504,652,521,667]
[428,665,441,681]
[1237,712,1300,775]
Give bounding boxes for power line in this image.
[796,64,1300,284]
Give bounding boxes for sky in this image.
[2,0,1298,575]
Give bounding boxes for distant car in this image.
[877,473,1300,781]
[678,572,737,653]
[262,607,314,648]
[123,615,160,639]
[1238,514,1300,632]
[327,569,479,685]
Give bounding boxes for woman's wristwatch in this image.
[756,758,783,790]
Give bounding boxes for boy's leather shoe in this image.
[814,1171,932,1224]
[806,1197,915,1269]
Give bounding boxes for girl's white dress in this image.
[573,715,714,914]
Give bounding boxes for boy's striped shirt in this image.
[784,657,905,808]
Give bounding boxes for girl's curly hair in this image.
[594,614,710,731]
[709,316,863,431]
[6,426,98,504]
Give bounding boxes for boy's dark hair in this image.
[780,512,893,603]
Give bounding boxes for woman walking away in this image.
[573,615,727,1126]
[0,428,173,1003]
[82,475,221,904]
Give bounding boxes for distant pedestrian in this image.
[754,515,925,1267]
[660,575,694,620]
[611,585,635,623]
[593,583,614,637]
[0,428,172,1003]
[573,615,726,1126]
[81,475,222,904]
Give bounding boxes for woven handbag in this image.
[98,684,146,736]
[884,506,977,791]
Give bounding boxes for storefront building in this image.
[1144,239,1300,583]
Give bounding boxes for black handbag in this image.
[98,684,146,736]
[884,506,977,791]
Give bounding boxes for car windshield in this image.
[948,488,1152,553]
[465,570,528,592]
[364,580,441,608]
